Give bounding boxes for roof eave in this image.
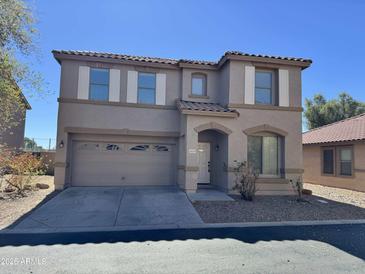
[52,51,180,70]
[218,54,312,69]
[19,92,31,110]
[179,109,239,118]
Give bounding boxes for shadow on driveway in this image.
[0,224,365,261]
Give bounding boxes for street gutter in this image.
[1,219,365,234]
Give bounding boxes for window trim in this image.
[191,73,207,96]
[254,69,277,106]
[89,68,110,101]
[320,147,336,176]
[137,72,156,105]
[320,145,354,178]
[247,133,284,178]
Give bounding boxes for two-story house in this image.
[53,50,311,195]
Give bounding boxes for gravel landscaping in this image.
[193,185,365,223]
[304,183,365,208]
[0,176,57,229]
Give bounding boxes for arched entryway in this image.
[194,123,231,190]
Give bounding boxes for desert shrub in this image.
[290,176,307,202]
[3,152,43,195]
[0,145,12,189]
[233,161,258,201]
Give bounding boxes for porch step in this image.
[256,189,295,196]
[256,182,294,191]
[197,183,214,189]
[256,178,289,184]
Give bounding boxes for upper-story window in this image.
[89,68,109,101]
[255,71,274,105]
[138,72,156,104]
[191,73,207,96]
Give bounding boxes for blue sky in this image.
[24,0,365,139]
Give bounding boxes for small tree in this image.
[4,152,43,195]
[233,161,258,201]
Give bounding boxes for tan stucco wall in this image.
[180,108,303,192]
[303,142,365,192]
[60,60,181,106]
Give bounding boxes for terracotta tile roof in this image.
[52,50,179,65]
[177,100,237,114]
[52,50,311,66]
[303,113,365,144]
[224,51,312,63]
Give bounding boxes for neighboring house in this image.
[303,114,365,192]
[52,50,311,195]
[0,92,31,150]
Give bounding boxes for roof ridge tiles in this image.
[52,50,312,66]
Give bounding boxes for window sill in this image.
[321,173,354,178]
[188,94,210,99]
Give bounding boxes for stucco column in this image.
[183,126,199,192]
[54,132,69,190]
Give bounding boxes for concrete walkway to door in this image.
[12,187,203,231]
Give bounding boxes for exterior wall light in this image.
[59,140,64,148]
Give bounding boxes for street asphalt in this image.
[0,224,364,273]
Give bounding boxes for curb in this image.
[1,219,365,234]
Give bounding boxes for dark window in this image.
[106,144,119,151]
[248,135,282,175]
[322,149,334,174]
[255,71,272,105]
[89,68,109,101]
[248,136,262,174]
[192,74,206,96]
[153,145,169,152]
[138,73,156,104]
[130,145,149,151]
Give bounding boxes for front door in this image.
[197,142,210,184]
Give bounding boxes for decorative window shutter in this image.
[244,65,255,104]
[109,69,120,102]
[126,71,138,103]
[279,69,289,107]
[77,66,90,99]
[156,73,166,105]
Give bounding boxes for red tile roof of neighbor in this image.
[303,113,365,144]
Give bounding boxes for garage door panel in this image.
[71,141,175,186]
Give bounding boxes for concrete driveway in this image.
[13,187,203,230]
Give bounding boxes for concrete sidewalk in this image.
[11,187,203,230]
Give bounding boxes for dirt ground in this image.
[0,176,56,229]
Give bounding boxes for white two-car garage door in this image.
[71,141,175,186]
